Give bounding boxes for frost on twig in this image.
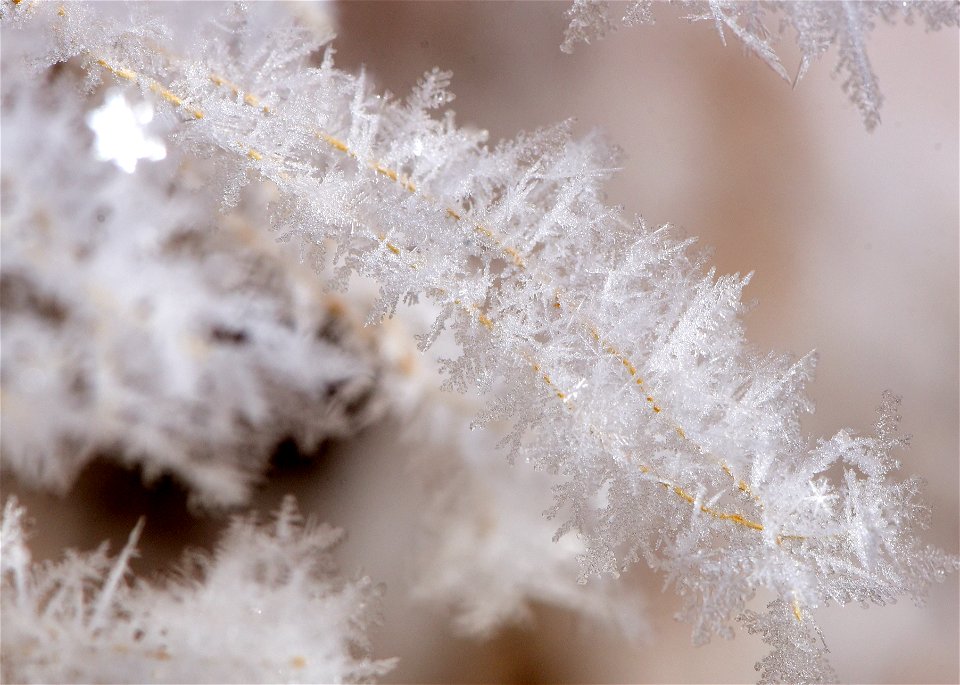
[2,1,957,681]
[0,34,385,506]
[0,496,396,684]
[408,397,649,640]
[561,0,960,129]
[352,297,651,640]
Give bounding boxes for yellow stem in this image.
[96,59,204,120]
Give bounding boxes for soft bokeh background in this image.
[4,2,957,683]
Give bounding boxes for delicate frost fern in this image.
[0,496,397,683]
[2,1,956,682]
[562,0,960,129]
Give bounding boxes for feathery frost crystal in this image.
[1,1,956,682]
[407,394,650,640]
[0,496,396,683]
[1,18,384,506]
[562,0,960,129]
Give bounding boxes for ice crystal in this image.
[561,0,960,129]
[0,35,384,506]
[740,599,837,685]
[0,496,396,684]
[408,395,649,640]
[562,0,618,54]
[2,1,956,681]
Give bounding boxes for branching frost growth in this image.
[408,397,649,639]
[0,496,396,683]
[739,599,837,685]
[0,24,384,506]
[562,0,960,129]
[1,1,956,681]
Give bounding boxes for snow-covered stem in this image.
[2,1,956,681]
[0,17,386,505]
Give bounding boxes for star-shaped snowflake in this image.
[805,478,836,516]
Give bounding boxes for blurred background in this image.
[4,2,957,683]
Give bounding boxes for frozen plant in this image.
[323,271,655,643]
[405,367,650,640]
[0,34,384,506]
[0,1,956,682]
[561,0,960,129]
[0,496,397,683]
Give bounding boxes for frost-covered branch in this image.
[1,1,956,681]
[1,25,385,506]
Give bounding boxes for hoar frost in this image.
[562,0,960,130]
[1,40,385,506]
[1,1,956,682]
[0,496,396,684]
